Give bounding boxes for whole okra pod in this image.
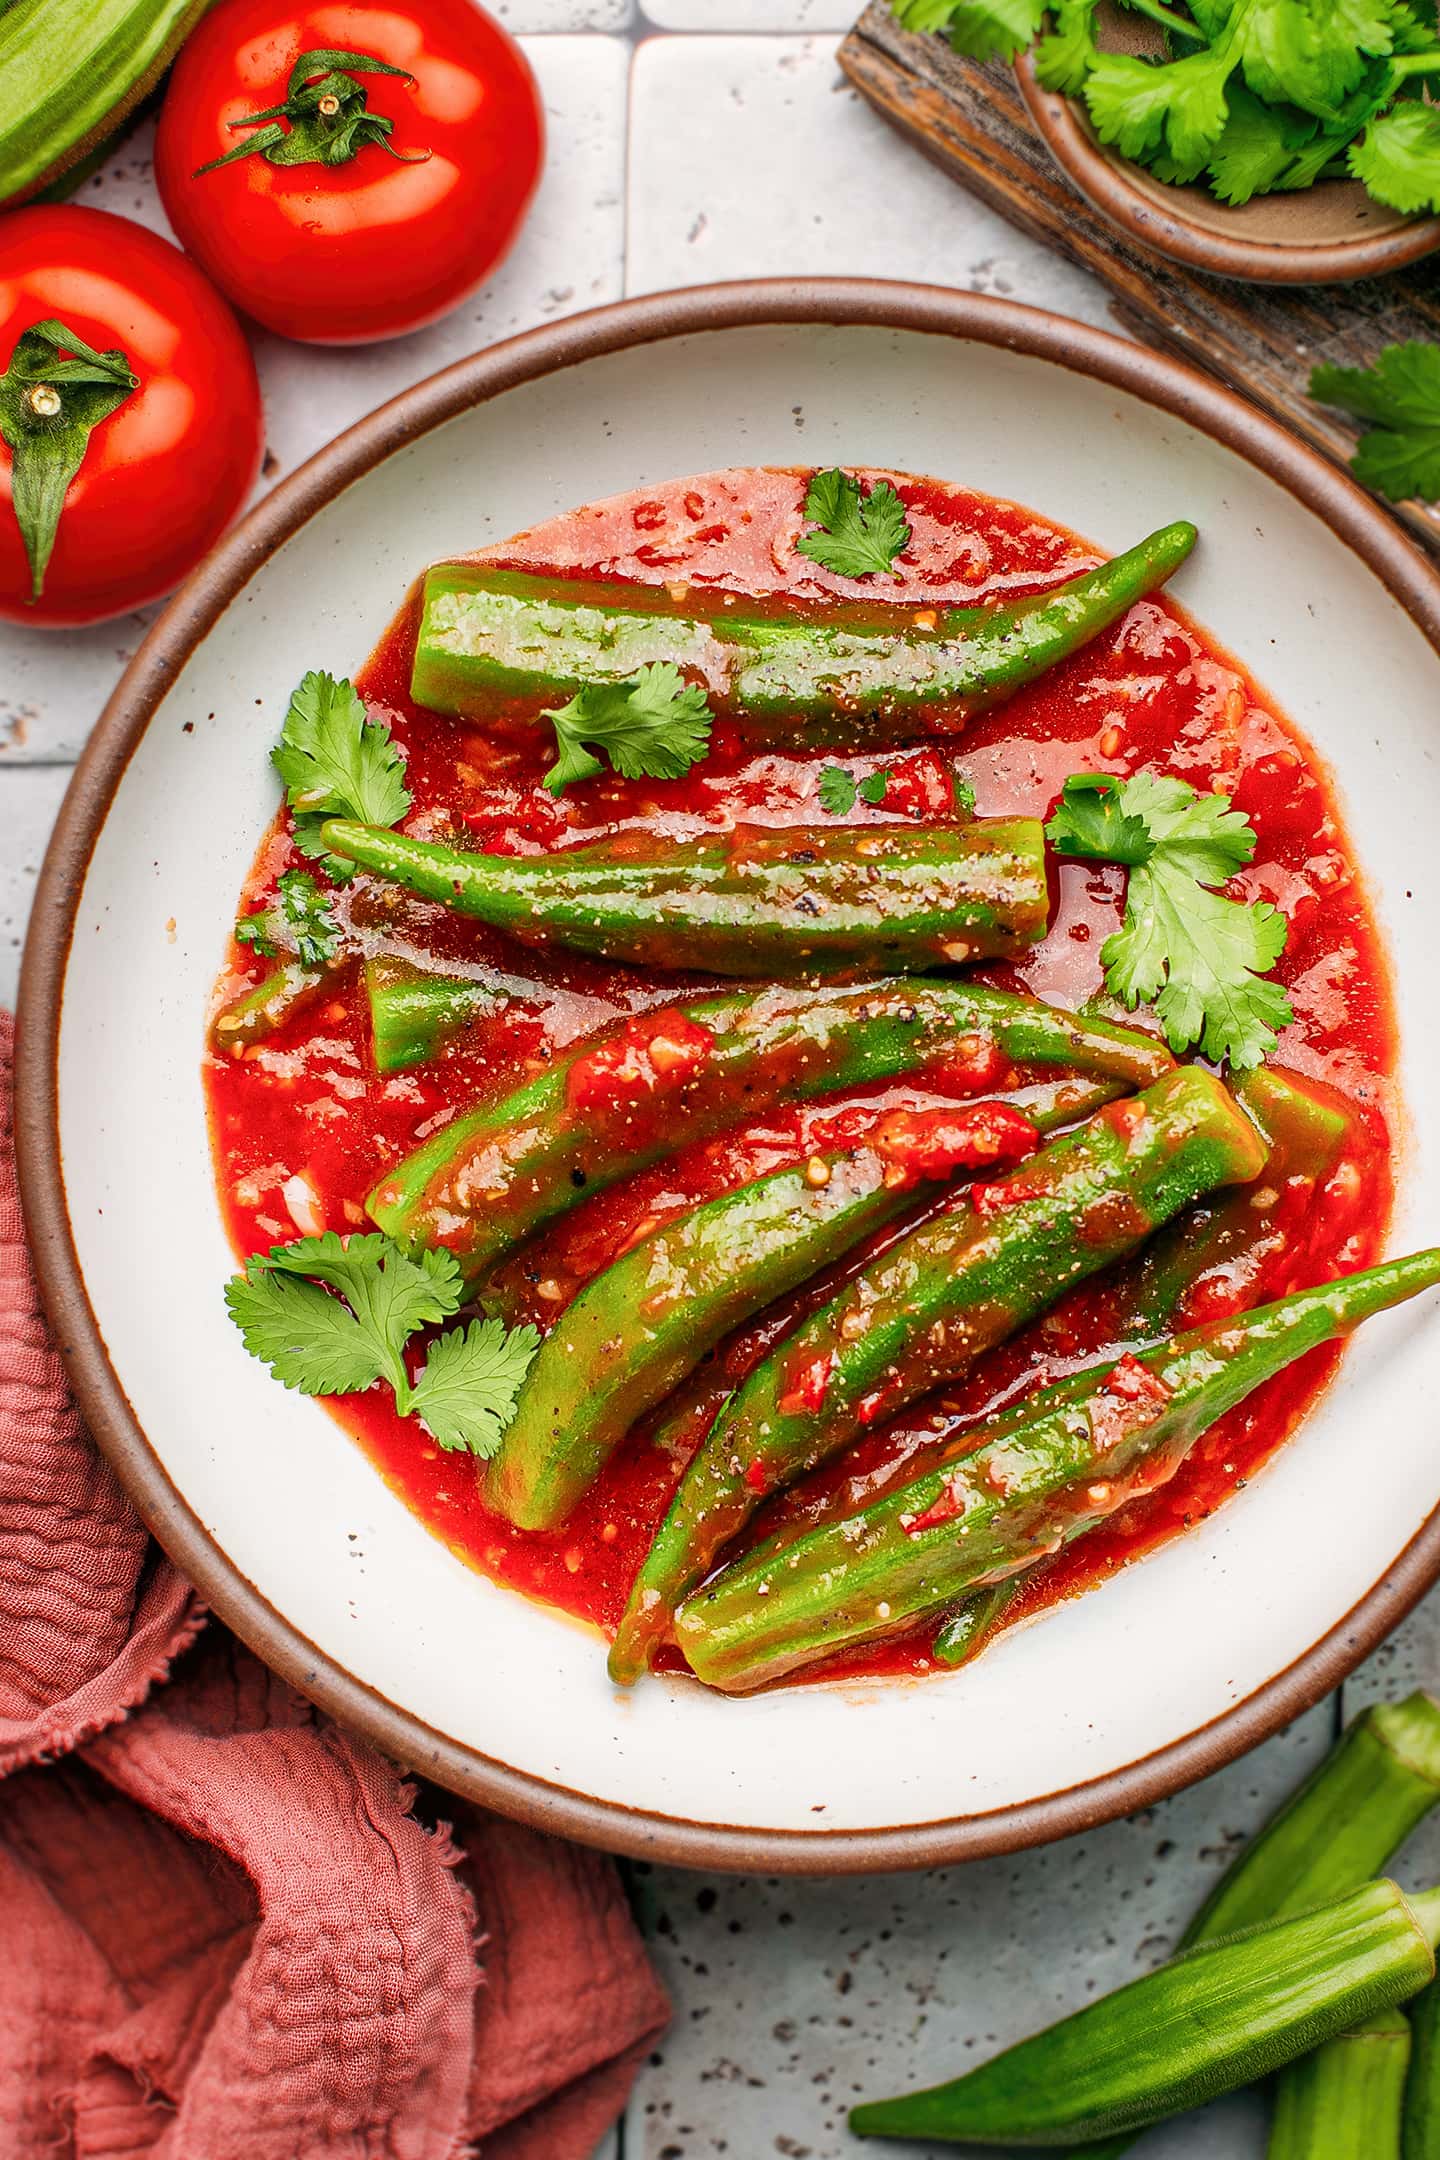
[850,1879,1440,2145]
[674,1251,1440,1694]
[488,1099,1042,1531]
[368,978,1175,1287]
[410,522,1198,745]
[1268,2011,1410,2160]
[363,958,501,1072]
[320,816,1050,977]
[1079,1687,1440,2160]
[611,1065,1266,1684]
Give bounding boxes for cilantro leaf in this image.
[951,768,977,816]
[225,1265,393,1396]
[1235,0,1392,116]
[225,1230,536,1457]
[1207,83,1322,203]
[407,1316,540,1457]
[235,869,344,971]
[1043,773,1155,866]
[818,766,858,814]
[1311,341,1440,501]
[796,470,912,580]
[891,0,1045,59]
[817,765,891,814]
[1084,46,1233,178]
[1036,0,1100,93]
[271,671,412,875]
[540,661,714,795]
[1349,97,1440,212]
[1046,770,1292,1070]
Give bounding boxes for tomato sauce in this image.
[205,468,1396,1686]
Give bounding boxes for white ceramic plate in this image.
[20,284,1440,1871]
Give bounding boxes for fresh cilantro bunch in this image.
[272,669,412,877]
[226,1231,539,1457]
[797,470,912,580]
[897,0,1440,219]
[1046,771,1293,1071]
[1311,342,1440,502]
[235,868,343,970]
[540,660,714,794]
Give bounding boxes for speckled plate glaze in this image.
[18,282,1440,1872]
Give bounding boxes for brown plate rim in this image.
[16,276,1440,1875]
[1014,54,1440,285]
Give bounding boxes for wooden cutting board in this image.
[838,4,1440,557]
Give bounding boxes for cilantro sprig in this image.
[235,868,343,970]
[796,470,912,581]
[540,660,714,794]
[272,669,412,876]
[226,1231,539,1457]
[895,0,1440,219]
[1311,342,1440,502]
[1046,771,1293,1071]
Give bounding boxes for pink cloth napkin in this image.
[0,1009,668,2159]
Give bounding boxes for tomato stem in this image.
[193,46,431,176]
[0,318,137,601]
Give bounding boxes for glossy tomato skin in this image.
[155,0,545,345]
[0,207,262,628]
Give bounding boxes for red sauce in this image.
[205,468,1396,1685]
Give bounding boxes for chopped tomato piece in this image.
[566,1011,716,1116]
[777,1350,836,1417]
[873,1102,1038,1184]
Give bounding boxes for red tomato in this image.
[0,207,262,628]
[154,0,545,345]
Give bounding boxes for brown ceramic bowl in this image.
[1016,3,1440,284]
[17,281,1440,1872]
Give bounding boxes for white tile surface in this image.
[0,764,71,1008]
[0,23,1433,2160]
[251,34,630,481]
[629,1704,1336,2159]
[644,0,855,33]
[625,33,1114,327]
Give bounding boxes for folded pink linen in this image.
[0,1009,668,2159]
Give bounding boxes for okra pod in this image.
[613,1066,1267,1684]
[1191,1691,1440,1944]
[368,979,1176,1286]
[932,1578,1024,1668]
[410,523,1198,745]
[320,816,1050,977]
[363,958,501,1073]
[674,1249,1440,1693]
[1268,2010,1410,2160]
[849,1879,1440,2145]
[210,960,332,1053]
[1120,1065,1352,1335]
[1084,1687,1440,2160]
[1405,1972,1440,2158]
[487,1100,1041,1531]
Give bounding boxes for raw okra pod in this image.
[1268,2010,1409,2160]
[1405,1970,1440,2158]
[849,1879,1440,2145]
